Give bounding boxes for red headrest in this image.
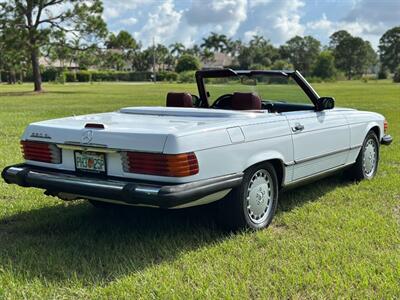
[166,92,193,108]
[231,93,261,110]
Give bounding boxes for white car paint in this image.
[21,105,385,192]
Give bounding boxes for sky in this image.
[102,0,400,49]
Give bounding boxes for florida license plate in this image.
[75,151,106,173]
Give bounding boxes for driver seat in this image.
[231,92,261,110]
[166,92,193,108]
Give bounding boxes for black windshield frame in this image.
[195,69,320,108]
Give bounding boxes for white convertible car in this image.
[2,69,393,230]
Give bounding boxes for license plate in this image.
[74,151,106,173]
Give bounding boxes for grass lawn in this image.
[0,81,399,299]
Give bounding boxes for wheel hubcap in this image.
[363,139,377,177]
[246,169,273,224]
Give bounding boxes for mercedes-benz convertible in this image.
[2,69,393,230]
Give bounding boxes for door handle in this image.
[292,123,304,132]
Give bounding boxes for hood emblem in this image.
[81,130,93,144]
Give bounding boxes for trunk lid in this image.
[22,107,255,152]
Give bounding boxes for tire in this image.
[347,130,380,181]
[217,162,279,230]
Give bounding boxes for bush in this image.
[175,55,200,73]
[56,70,156,83]
[249,63,268,70]
[55,72,66,84]
[91,71,109,82]
[307,77,323,83]
[271,60,293,70]
[178,70,196,83]
[42,68,61,82]
[128,71,152,81]
[393,66,400,83]
[312,51,336,79]
[76,71,92,82]
[377,67,389,79]
[64,71,76,82]
[157,71,178,82]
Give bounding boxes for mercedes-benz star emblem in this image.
[81,130,93,144]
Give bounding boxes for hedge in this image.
[13,69,174,83]
[178,70,196,83]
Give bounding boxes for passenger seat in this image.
[231,92,261,110]
[166,92,193,108]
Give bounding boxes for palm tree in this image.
[169,42,185,57]
[249,35,267,48]
[201,32,231,53]
[185,44,201,57]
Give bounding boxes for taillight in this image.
[384,120,388,134]
[121,152,199,177]
[21,141,61,164]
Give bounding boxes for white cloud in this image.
[100,0,395,49]
[306,11,388,48]
[185,0,247,37]
[134,0,195,47]
[244,0,305,44]
[120,17,138,26]
[103,0,152,11]
[103,7,119,20]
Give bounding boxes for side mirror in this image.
[315,97,335,111]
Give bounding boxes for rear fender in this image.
[244,151,288,186]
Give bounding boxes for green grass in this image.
[0,81,399,299]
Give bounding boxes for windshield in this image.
[204,74,312,105]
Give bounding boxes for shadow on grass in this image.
[277,174,352,214]
[0,90,90,97]
[0,174,351,285]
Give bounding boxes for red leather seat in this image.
[166,92,193,108]
[231,92,262,110]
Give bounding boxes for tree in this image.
[201,32,231,53]
[280,36,321,76]
[103,51,125,70]
[0,0,107,91]
[200,49,215,65]
[105,31,138,52]
[0,19,28,83]
[131,50,151,71]
[169,42,185,57]
[186,44,201,57]
[104,31,139,70]
[329,30,352,49]
[312,51,336,79]
[330,31,377,79]
[237,36,278,69]
[393,65,400,83]
[379,26,400,72]
[271,59,293,70]
[175,54,200,73]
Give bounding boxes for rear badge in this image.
[30,132,52,139]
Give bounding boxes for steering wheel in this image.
[211,93,233,109]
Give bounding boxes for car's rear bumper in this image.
[381,134,393,146]
[1,164,243,208]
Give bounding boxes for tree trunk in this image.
[10,70,16,84]
[31,49,42,91]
